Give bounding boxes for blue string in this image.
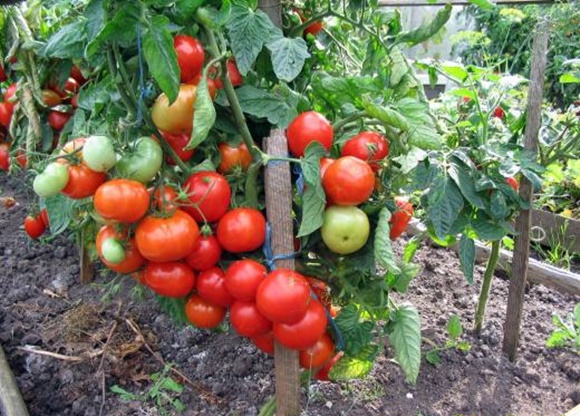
[310,291,345,351]
[136,24,145,126]
[265,159,287,167]
[293,164,305,196]
[262,222,297,271]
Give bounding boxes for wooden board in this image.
[0,344,30,416]
[407,220,580,296]
[530,209,580,253]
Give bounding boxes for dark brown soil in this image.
[1,172,579,416]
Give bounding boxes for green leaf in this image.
[394,98,441,149]
[363,101,409,131]
[396,4,452,46]
[143,16,180,103]
[84,0,106,40]
[226,5,276,75]
[297,143,327,237]
[448,160,485,209]
[160,378,183,393]
[110,385,140,401]
[174,0,205,22]
[334,305,376,356]
[448,88,477,101]
[44,194,76,236]
[392,147,427,174]
[440,62,468,82]
[234,85,298,128]
[574,304,580,328]
[403,235,422,263]
[560,72,580,84]
[328,344,379,381]
[426,177,464,240]
[390,46,408,86]
[425,350,441,366]
[446,315,463,340]
[489,191,509,220]
[458,234,475,285]
[374,208,401,275]
[85,4,141,57]
[40,21,87,59]
[390,262,421,293]
[387,303,421,384]
[187,76,216,149]
[266,35,310,82]
[471,215,507,241]
[468,0,495,10]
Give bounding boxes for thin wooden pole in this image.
[0,344,30,416]
[264,130,300,416]
[502,21,549,361]
[258,0,282,28]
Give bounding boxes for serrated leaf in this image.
[388,303,421,384]
[234,85,297,128]
[403,235,421,263]
[187,76,216,149]
[425,350,441,366]
[363,100,409,131]
[394,98,441,149]
[297,143,326,237]
[392,147,427,174]
[374,208,401,275]
[396,4,451,46]
[40,21,87,59]
[390,262,420,293]
[334,305,376,356]
[426,177,464,240]
[226,5,276,75]
[328,344,379,381]
[446,315,463,340]
[471,215,507,241]
[458,234,475,284]
[266,36,310,82]
[85,4,141,57]
[390,46,408,86]
[143,16,180,103]
[448,160,485,209]
[44,194,76,236]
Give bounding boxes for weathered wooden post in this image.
[502,21,549,361]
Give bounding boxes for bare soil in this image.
[1,172,579,416]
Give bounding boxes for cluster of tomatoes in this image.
[286,110,414,255]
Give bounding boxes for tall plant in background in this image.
[451,2,580,109]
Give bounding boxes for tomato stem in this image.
[332,110,367,133]
[473,240,501,335]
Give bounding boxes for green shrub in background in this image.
[451,3,580,109]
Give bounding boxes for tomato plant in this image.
[195,267,234,308]
[151,84,197,134]
[320,205,370,254]
[273,300,328,350]
[340,131,389,172]
[185,234,222,270]
[389,197,414,240]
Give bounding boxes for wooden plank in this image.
[407,220,580,296]
[264,130,300,416]
[379,0,562,6]
[531,209,580,253]
[0,344,30,416]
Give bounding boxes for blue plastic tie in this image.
[293,164,305,196]
[262,222,297,271]
[310,290,345,351]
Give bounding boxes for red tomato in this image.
[216,208,266,253]
[389,197,414,239]
[314,352,343,381]
[256,268,311,324]
[39,209,49,227]
[224,259,268,301]
[152,184,178,213]
[0,143,9,170]
[217,142,252,173]
[70,66,87,85]
[506,177,519,191]
[320,157,335,179]
[174,35,205,83]
[286,111,333,157]
[251,331,275,355]
[4,83,17,103]
[151,84,197,135]
[48,111,72,131]
[94,179,150,223]
[299,333,334,369]
[182,171,231,223]
[96,225,145,274]
[143,262,196,298]
[214,59,243,89]
[161,131,195,164]
[42,89,63,107]
[273,300,328,350]
[0,102,14,128]
[186,75,216,100]
[322,156,375,206]
[185,295,226,329]
[304,21,324,37]
[135,209,199,262]
[71,94,79,109]
[195,267,234,308]
[14,149,27,169]
[0,62,6,82]
[230,300,273,338]
[493,106,505,119]
[340,131,389,172]
[24,215,46,239]
[185,234,222,271]
[63,77,80,95]
[61,164,107,199]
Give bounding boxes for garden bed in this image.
[1,174,579,416]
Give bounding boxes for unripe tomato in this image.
[143,262,196,298]
[185,295,226,329]
[24,215,46,239]
[33,163,70,197]
[174,35,205,83]
[101,238,126,264]
[256,268,311,324]
[299,333,334,369]
[182,171,231,223]
[82,135,117,172]
[389,197,414,239]
[321,205,370,254]
[340,131,389,172]
[322,156,375,206]
[230,300,272,338]
[273,300,328,350]
[116,136,163,184]
[217,142,252,173]
[96,225,145,274]
[286,111,333,157]
[216,208,266,253]
[135,209,200,262]
[151,84,197,134]
[94,179,150,223]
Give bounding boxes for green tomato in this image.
[321,205,370,255]
[101,238,126,264]
[33,163,70,197]
[116,136,162,184]
[83,135,117,172]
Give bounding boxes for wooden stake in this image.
[502,22,549,361]
[264,130,300,416]
[0,344,30,416]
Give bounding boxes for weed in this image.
[424,315,471,366]
[546,303,580,353]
